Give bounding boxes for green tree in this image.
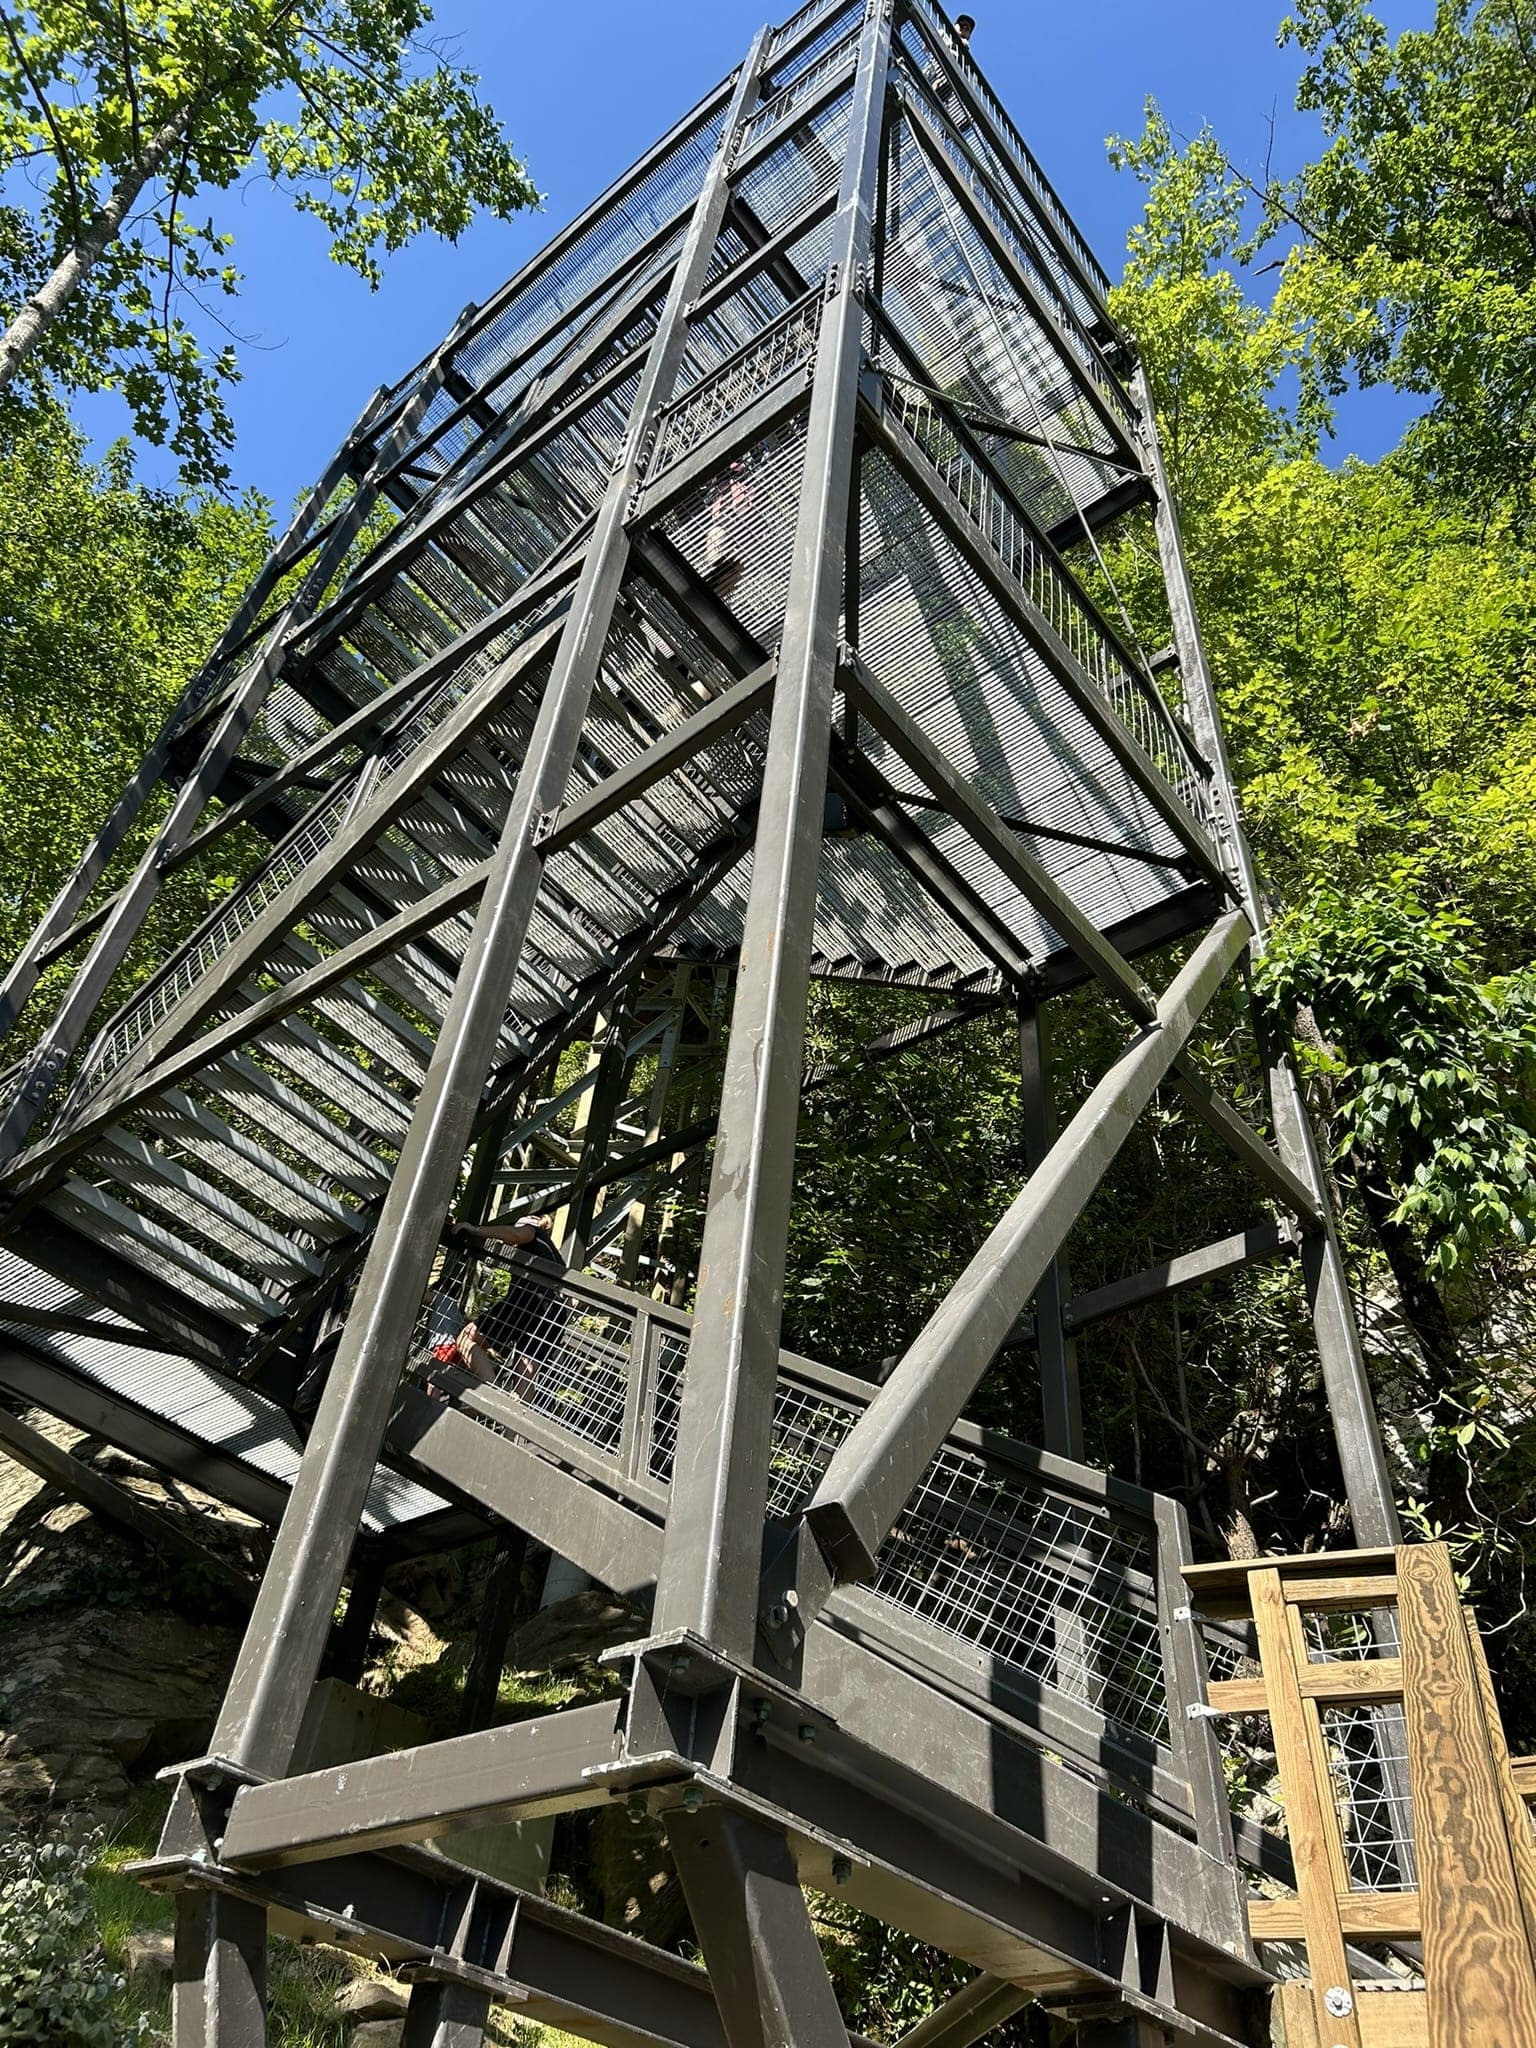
[1268,0,1536,507]
[1108,105,1313,521]
[0,0,539,482]
[1099,92,1536,1586]
[1258,891,1536,1535]
[0,403,269,999]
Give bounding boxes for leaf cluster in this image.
[0,0,540,480]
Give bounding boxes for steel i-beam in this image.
[651,0,897,1660]
[183,30,777,1790]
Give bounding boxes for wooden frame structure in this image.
[1188,1545,1536,2047]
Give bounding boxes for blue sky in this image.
[91,0,1434,507]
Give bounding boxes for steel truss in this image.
[0,3,1399,2043]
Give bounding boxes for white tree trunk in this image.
[0,103,192,395]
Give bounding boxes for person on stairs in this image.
[427,1212,570,1401]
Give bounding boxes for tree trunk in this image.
[0,103,193,398]
[1349,1147,1473,1530]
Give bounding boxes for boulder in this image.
[334,1975,410,2022]
[509,1587,643,1669]
[351,2021,406,2048]
[123,1928,175,1998]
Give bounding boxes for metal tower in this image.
[0,3,1406,2042]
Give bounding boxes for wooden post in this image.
[1249,1566,1363,2048]
[1397,1542,1536,2047]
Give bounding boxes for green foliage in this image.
[1266,0,1536,507]
[1197,460,1536,949]
[1104,66,1536,1600]
[0,0,540,481]
[0,401,268,1028]
[1258,890,1536,1275]
[1109,104,1315,517]
[0,1828,142,2045]
[812,1892,974,2042]
[783,985,1025,1377]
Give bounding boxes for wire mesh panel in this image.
[871,1443,1168,1740]
[1322,1702,1418,1893]
[648,294,823,478]
[424,1253,1175,1757]
[412,1241,633,1459]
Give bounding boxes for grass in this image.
[86,1781,362,2046]
[79,1776,603,2048]
[374,1646,621,1739]
[62,1641,625,2046]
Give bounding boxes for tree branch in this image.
[0,1,86,238]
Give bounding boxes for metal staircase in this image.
[0,4,1409,2044]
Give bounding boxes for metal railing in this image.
[897,72,1131,434]
[767,0,853,60]
[902,0,1112,311]
[881,371,1215,830]
[411,1243,1182,1778]
[646,291,824,480]
[737,24,861,155]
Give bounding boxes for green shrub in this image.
[0,1829,147,2045]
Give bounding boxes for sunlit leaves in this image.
[1272,0,1536,507]
[0,0,540,481]
[1258,888,1536,1274]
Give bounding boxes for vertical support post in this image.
[659,973,726,1306]
[173,1891,266,2048]
[401,1979,492,2048]
[456,1529,527,1734]
[560,1007,631,1270]
[1398,1542,1536,2047]
[1248,1567,1362,2048]
[1019,1001,1081,1460]
[618,969,691,1286]
[653,0,895,1659]
[184,27,775,1788]
[1152,1498,1252,1957]
[1131,361,1398,1548]
[326,1544,389,1685]
[665,1807,848,2048]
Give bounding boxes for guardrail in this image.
[738,24,861,156]
[411,1242,1191,1796]
[880,370,1215,831]
[646,290,824,481]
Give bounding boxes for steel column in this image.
[326,1547,388,1685]
[184,35,775,1790]
[402,1981,493,2048]
[652,0,895,1657]
[456,1529,526,1733]
[664,1808,848,2048]
[559,1006,632,1269]
[619,969,693,1285]
[1131,361,1399,1546]
[173,1891,266,2048]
